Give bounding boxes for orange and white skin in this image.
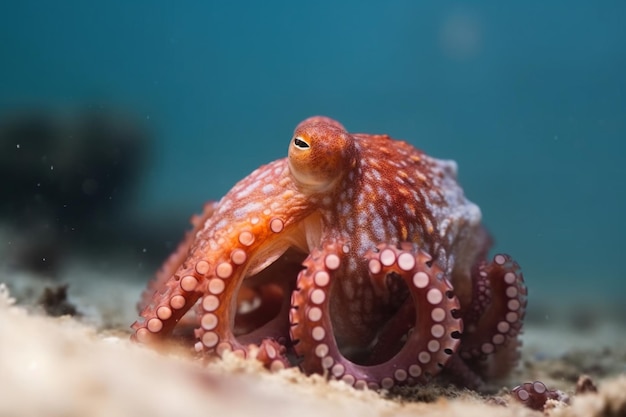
[132,116,526,390]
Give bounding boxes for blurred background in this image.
[0,1,624,321]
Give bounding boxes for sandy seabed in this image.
[1,263,625,417]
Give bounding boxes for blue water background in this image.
[1,2,625,307]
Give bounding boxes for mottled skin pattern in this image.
[132,116,527,390]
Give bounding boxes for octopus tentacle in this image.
[189,254,292,369]
[444,353,485,390]
[232,280,295,348]
[459,254,527,375]
[290,242,462,390]
[254,339,290,371]
[512,381,568,411]
[365,297,415,364]
[233,284,284,335]
[131,257,210,344]
[131,205,219,344]
[136,201,217,313]
[227,246,305,342]
[133,216,298,370]
[460,262,491,327]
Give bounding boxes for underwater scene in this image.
[1,2,625,417]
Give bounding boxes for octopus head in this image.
[288,116,357,194]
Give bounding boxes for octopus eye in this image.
[293,137,310,149]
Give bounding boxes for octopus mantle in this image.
[132,116,527,390]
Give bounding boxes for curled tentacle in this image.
[189,252,295,370]
[290,242,462,390]
[512,381,568,411]
[131,256,211,344]
[459,254,527,377]
[132,212,302,370]
[253,339,291,371]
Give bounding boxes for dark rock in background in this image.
[0,106,153,275]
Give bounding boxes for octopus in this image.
[132,116,527,390]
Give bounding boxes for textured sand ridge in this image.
[1,272,625,417]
